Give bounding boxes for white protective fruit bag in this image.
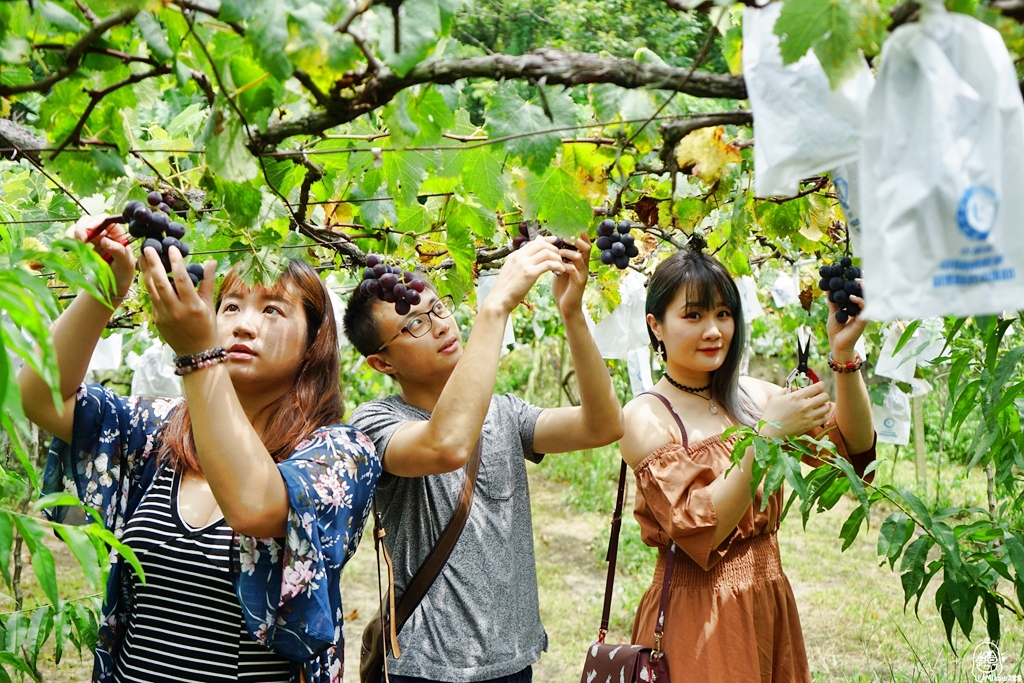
[861,0,1024,320]
[742,2,874,198]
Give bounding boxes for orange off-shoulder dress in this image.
[630,401,876,683]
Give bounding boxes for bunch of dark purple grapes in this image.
[819,257,862,324]
[510,221,574,251]
[359,254,426,315]
[595,219,638,269]
[124,191,204,286]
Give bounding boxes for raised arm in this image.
[378,239,567,477]
[18,216,135,442]
[533,233,624,453]
[138,245,290,538]
[825,290,874,454]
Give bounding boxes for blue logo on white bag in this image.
[834,177,850,211]
[958,186,998,241]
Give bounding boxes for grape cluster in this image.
[596,219,638,270]
[124,191,204,286]
[510,221,574,251]
[819,257,862,324]
[359,254,426,315]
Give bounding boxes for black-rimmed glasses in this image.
[375,295,456,352]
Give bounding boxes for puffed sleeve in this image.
[633,443,726,571]
[234,424,381,662]
[802,403,878,482]
[42,383,179,529]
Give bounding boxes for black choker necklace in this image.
[663,373,718,414]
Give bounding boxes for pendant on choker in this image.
[664,373,718,414]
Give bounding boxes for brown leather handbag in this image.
[579,458,674,683]
[360,438,482,683]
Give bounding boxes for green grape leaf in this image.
[384,150,432,206]
[521,166,592,238]
[135,10,173,62]
[375,0,442,77]
[230,55,283,133]
[410,88,456,146]
[485,82,579,174]
[774,0,863,90]
[449,197,497,240]
[461,147,506,211]
[40,2,87,34]
[248,2,292,81]
[220,180,264,230]
[203,108,258,183]
[220,0,253,23]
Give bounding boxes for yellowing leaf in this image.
[674,127,741,184]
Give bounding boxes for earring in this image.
[658,342,667,363]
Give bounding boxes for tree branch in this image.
[0,6,140,96]
[251,49,746,151]
[658,109,753,171]
[50,65,173,159]
[33,43,160,67]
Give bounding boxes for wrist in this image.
[479,298,513,320]
[560,304,586,324]
[830,347,857,364]
[828,351,864,373]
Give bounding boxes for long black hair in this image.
[645,250,762,427]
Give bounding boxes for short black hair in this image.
[344,287,384,357]
[343,270,437,357]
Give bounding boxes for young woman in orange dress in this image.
[619,250,876,682]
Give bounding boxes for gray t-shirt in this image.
[349,393,547,682]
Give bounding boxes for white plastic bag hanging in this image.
[861,0,1024,320]
[592,270,649,360]
[831,163,863,258]
[768,271,798,308]
[872,383,911,446]
[128,343,182,399]
[735,275,764,321]
[742,2,874,197]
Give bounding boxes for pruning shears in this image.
[78,215,128,263]
[786,326,820,392]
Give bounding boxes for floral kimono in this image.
[42,384,381,683]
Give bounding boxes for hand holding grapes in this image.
[819,258,867,359]
[66,215,136,297]
[139,244,218,357]
[551,232,591,317]
[487,238,566,314]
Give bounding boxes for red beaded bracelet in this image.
[827,352,863,373]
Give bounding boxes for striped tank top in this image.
[115,465,291,682]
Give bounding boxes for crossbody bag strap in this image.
[394,436,483,633]
[594,391,687,646]
[597,458,629,641]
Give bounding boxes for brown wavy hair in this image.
[159,258,343,474]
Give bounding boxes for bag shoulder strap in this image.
[394,436,483,633]
[596,391,683,646]
[643,390,689,451]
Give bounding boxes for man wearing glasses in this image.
[344,235,623,683]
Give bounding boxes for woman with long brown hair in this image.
[619,249,876,682]
[21,215,380,683]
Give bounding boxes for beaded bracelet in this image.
[173,347,227,376]
[827,352,864,373]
